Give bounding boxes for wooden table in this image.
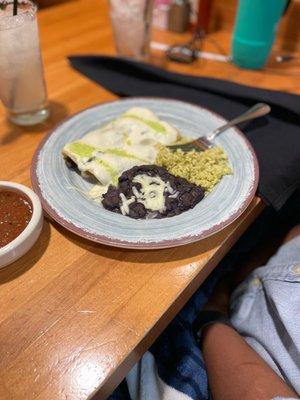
[1,1,299,399]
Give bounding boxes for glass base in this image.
[9,107,50,126]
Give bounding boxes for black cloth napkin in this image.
[69,55,300,210]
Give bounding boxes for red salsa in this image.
[0,190,33,248]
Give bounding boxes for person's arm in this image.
[201,322,298,400]
[198,226,300,400]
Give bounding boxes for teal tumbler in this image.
[231,0,288,69]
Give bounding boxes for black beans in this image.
[102,165,205,220]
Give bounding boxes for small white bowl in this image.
[0,181,43,268]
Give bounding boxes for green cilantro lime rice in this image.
[156,146,232,192]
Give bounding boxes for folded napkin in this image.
[69,55,300,210]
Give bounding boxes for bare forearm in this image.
[202,323,297,400]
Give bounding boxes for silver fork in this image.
[168,103,271,152]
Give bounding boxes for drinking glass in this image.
[109,0,154,59]
[0,0,49,126]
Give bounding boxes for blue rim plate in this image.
[31,98,259,249]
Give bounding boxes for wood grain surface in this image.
[0,1,299,399]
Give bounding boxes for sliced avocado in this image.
[122,115,167,135]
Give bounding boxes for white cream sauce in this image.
[63,107,179,193]
[88,184,110,203]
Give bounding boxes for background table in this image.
[0,1,299,399]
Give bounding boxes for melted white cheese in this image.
[120,193,136,215]
[88,184,110,203]
[132,174,173,213]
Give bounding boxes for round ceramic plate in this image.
[31,98,259,249]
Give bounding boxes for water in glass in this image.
[0,1,49,125]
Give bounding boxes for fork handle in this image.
[207,103,271,141]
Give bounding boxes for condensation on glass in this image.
[0,0,49,126]
[109,0,154,59]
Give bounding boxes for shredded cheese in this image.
[132,174,173,213]
[120,193,136,215]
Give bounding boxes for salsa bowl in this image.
[0,181,43,268]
